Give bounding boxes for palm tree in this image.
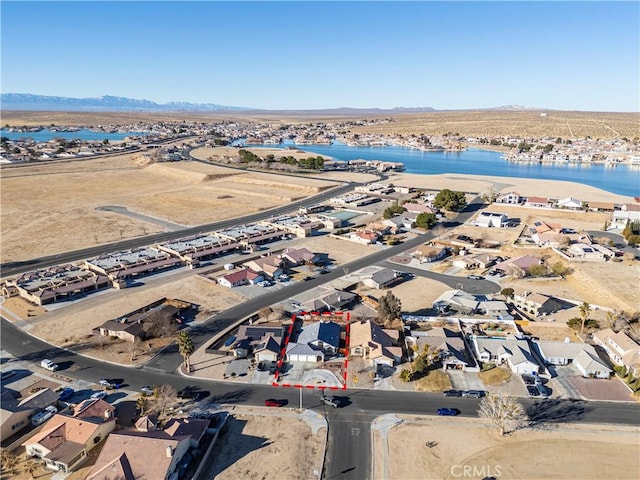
[177,330,194,373]
[579,302,591,334]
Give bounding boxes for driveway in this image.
[567,376,635,402]
[546,363,584,399]
[447,370,484,391]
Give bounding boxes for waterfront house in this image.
[495,192,524,205]
[557,197,584,211]
[475,211,510,228]
[524,197,551,209]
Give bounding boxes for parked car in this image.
[57,387,74,401]
[461,390,485,398]
[264,398,286,407]
[140,386,155,396]
[224,336,236,347]
[320,396,340,408]
[536,385,550,397]
[437,407,460,416]
[99,379,121,389]
[257,362,267,371]
[31,406,58,426]
[90,391,108,400]
[303,276,313,281]
[443,389,462,397]
[40,359,59,372]
[467,275,484,280]
[526,385,540,397]
[177,388,202,400]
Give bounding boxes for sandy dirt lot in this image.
[206,411,325,480]
[358,276,452,316]
[381,416,639,480]
[0,155,337,262]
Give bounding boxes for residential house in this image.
[285,342,324,362]
[253,336,281,362]
[162,417,209,448]
[361,268,399,289]
[349,320,402,367]
[233,325,283,359]
[472,337,540,374]
[475,212,510,228]
[557,197,584,210]
[382,216,416,232]
[611,207,640,228]
[217,268,264,288]
[493,255,543,277]
[593,329,640,376]
[536,340,612,378]
[412,245,448,263]
[364,221,395,235]
[296,287,358,314]
[407,327,473,370]
[524,196,551,209]
[512,292,564,317]
[471,253,498,269]
[433,290,478,315]
[1,388,59,440]
[587,201,615,213]
[85,430,191,480]
[294,320,341,357]
[403,203,438,215]
[477,300,513,321]
[453,256,480,270]
[242,255,284,280]
[23,399,116,473]
[348,230,380,245]
[495,192,524,205]
[279,247,320,267]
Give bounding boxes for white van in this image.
[31,406,57,426]
[40,359,58,371]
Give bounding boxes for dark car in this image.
[264,398,286,407]
[57,387,74,401]
[461,390,485,398]
[0,370,17,382]
[443,389,462,397]
[526,385,540,397]
[257,362,267,371]
[303,276,313,281]
[177,388,201,400]
[437,408,460,416]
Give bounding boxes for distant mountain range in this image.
[0,93,539,113]
[0,94,251,112]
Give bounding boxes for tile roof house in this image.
[403,203,438,214]
[349,320,402,367]
[1,388,59,440]
[217,268,264,288]
[412,245,448,263]
[86,430,191,480]
[433,289,478,315]
[407,328,473,370]
[472,337,540,374]
[23,399,116,474]
[348,230,380,245]
[494,255,543,277]
[242,255,284,279]
[524,196,551,208]
[593,329,640,376]
[512,292,564,317]
[360,268,399,289]
[535,340,612,378]
[279,247,320,267]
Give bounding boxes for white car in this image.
[40,359,59,371]
[31,406,57,426]
[91,391,109,400]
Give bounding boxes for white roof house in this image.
[472,337,540,374]
[557,197,583,210]
[476,212,509,228]
[536,340,612,378]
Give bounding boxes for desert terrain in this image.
[0,154,337,262]
[376,415,640,480]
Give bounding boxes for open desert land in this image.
[351,110,640,139]
[201,409,326,480]
[377,416,640,480]
[0,153,337,263]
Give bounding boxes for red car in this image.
[264,399,286,407]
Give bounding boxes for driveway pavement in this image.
[447,370,485,391]
[567,376,635,402]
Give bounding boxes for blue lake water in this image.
[258,142,640,197]
[0,128,145,142]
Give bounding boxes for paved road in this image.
[95,205,186,231]
[0,182,355,278]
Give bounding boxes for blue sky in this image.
[1,1,638,111]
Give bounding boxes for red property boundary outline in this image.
[272,311,350,391]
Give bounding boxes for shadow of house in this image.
[207,417,271,478]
